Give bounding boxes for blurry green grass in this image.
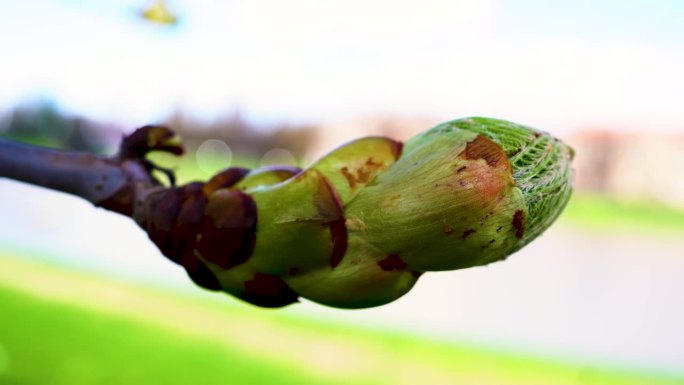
[148,151,259,185]
[0,286,309,385]
[0,254,682,385]
[0,133,64,149]
[148,150,300,186]
[561,194,684,234]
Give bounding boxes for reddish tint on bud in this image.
[242,273,299,308]
[202,167,250,195]
[461,135,510,170]
[182,255,222,291]
[196,189,257,269]
[145,188,184,262]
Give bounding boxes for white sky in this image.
[0,0,682,132]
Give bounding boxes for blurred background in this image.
[1,0,683,384]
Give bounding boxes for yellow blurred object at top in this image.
[141,0,178,26]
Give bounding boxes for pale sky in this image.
[0,0,682,132]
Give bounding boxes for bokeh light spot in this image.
[195,139,232,175]
[260,148,297,167]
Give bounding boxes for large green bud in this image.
[134,117,573,309]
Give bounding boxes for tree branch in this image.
[0,119,575,310]
[0,138,124,201]
[0,126,180,217]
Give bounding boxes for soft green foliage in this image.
[562,194,684,234]
[0,254,681,385]
[147,151,262,185]
[0,288,308,385]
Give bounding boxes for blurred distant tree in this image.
[0,103,316,159]
[164,109,317,159]
[0,102,119,152]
